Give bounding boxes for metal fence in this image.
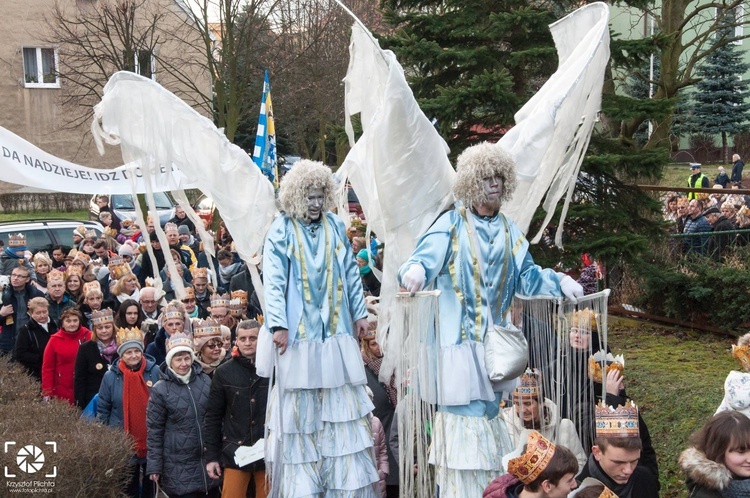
[669,228,750,259]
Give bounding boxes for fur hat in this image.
[452,142,517,208]
[278,160,337,221]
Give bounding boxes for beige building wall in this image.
[0,0,211,192]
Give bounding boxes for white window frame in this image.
[134,49,156,81]
[22,47,60,89]
[734,4,745,44]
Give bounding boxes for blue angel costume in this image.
[398,205,562,498]
[264,211,379,498]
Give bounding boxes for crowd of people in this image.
[664,160,750,257]
[0,153,747,498]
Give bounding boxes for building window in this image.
[22,47,59,88]
[734,4,745,44]
[124,49,156,81]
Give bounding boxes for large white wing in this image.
[92,72,277,301]
[500,2,610,245]
[338,24,456,382]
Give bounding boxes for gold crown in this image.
[116,326,143,346]
[66,266,83,277]
[83,280,102,296]
[588,351,625,383]
[164,222,179,234]
[732,344,750,372]
[193,318,222,336]
[74,252,91,266]
[47,269,65,283]
[111,263,133,280]
[569,308,599,332]
[599,487,618,498]
[8,234,26,247]
[144,277,156,288]
[193,268,208,280]
[513,369,542,400]
[183,287,196,300]
[507,431,556,484]
[231,290,248,304]
[255,314,264,325]
[167,332,194,352]
[33,251,51,265]
[211,293,230,308]
[595,401,639,438]
[91,308,114,326]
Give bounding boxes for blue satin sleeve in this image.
[398,212,455,286]
[330,215,368,322]
[262,216,290,332]
[514,251,562,297]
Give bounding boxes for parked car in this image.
[0,220,104,255]
[89,193,175,226]
[348,187,364,219]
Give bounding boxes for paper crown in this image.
[8,234,26,247]
[588,351,625,383]
[163,303,185,321]
[33,251,51,265]
[73,225,86,237]
[84,229,97,239]
[65,265,83,277]
[569,308,599,332]
[182,286,196,300]
[91,308,114,326]
[83,280,102,296]
[255,314,264,325]
[507,431,556,484]
[732,344,750,372]
[513,369,542,400]
[210,293,230,308]
[108,255,124,267]
[595,401,640,438]
[111,263,133,280]
[73,252,91,266]
[193,318,222,350]
[231,290,248,304]
[116,326,143,346]
[47,269,65,284]
[144,277,156,287]
[193,268,208,280]
[167,332,193,352]
[229,298,245,316]
[570,478,619,498]
[164,222,179,234]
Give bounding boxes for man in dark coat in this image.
[13,297,58,380]
[705,206,738,257]
[204,320,268,498]
[45,269,75,324]
[732,153,745,185]
[168,205,196,234]
[0,264,44,355]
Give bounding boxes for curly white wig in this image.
[452,142,517,208]
[278,160,337,221]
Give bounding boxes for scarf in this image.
[4,246,25,259]
[363,353,398,407]
[188,307,200,319]
[168,366,191,384]
[723,479,750,498]
[117,288,140,304]
[586,455,634,498]
[120,358,150,458]
[357,249,372,276]
[219,262,241,283]
[199,349,227,376]
[97,339,118,364]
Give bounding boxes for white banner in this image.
[0,125,196,194]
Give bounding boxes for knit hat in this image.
[116,327,144,356]
[178,225,190,235]
[118,244,135,259]
[166,332,195,367]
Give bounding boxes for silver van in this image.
[0,220,104,255]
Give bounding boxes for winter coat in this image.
[203,353,268,471]
[0,283,44,353]
[716,172,730,188]
[13,318,57,381]
[97,355,160,429]
[680,447,731,498]
[0,255,35,279]
[577,452,659,498]
[371,414,388,498]
[41,326,92,404]
[46,295,75,326]
[146,362,217,496]
[74,340,118,409]
[145,327,168,367]
[732,159,745,183]
[167,215,195,233]
[483,474,522,498]
[501,398,587,470]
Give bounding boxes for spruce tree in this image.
[690,30,750,163]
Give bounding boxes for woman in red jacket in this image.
[41,308,91,404]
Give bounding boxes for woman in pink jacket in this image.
[41,308,91,404]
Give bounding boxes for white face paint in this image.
[483,176,503,203]
[306,188,325,221]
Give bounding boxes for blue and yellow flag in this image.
[252,70,278,185]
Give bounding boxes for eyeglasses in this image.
[205,341,222,349]
[212,313,228,320]
[569,328,590,336]
[11,273,29,279]
[141,300,156,305]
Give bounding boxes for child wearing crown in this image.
[0,233,36,279]
[716,333,750,418]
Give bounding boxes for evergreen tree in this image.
[379,0,559,156]
[690,30,750,163]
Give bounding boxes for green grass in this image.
[659,163,731,188]
[609,316,737,498]
[0,210,89,223]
